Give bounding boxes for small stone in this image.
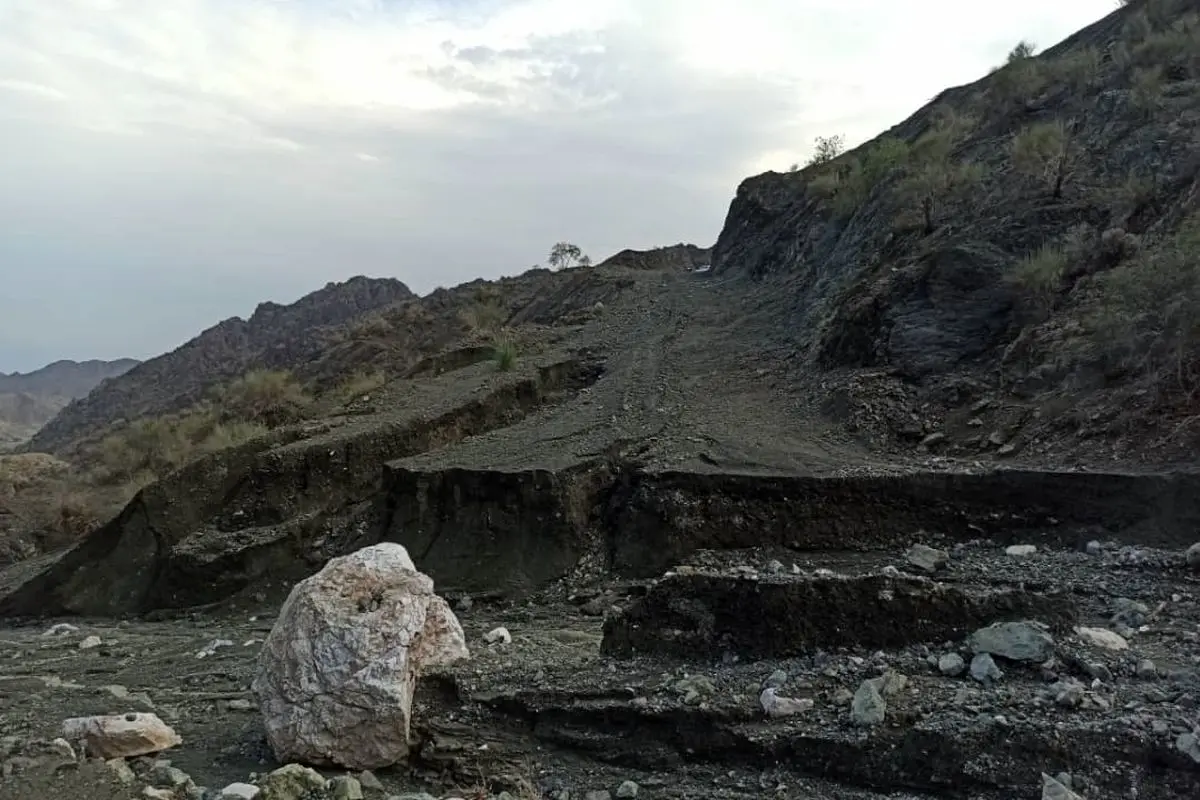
[1075,626,1128,651]
[79,635,102,650]
[42,623,79,637]
[332,775,364,800]
[763,669,788,689]
[196,639,234,659]
[1176,732,1200,764]
[484,627,513,645]
[584,792,612,800]
[61,713,181,759]
[616,780,639,798]
[227,699,254,712]
[905,544,949,573]
[850,680,886,726]
[938,653,966,677]
[1041,772,1083,800]
[831,687,854,706]
[260,763,328,800]
[969,653,1003,684]
[1185,542,1200,570]
[1053,680,1084,708]
[357,771,384,792]
[1005,545,1038,557]
[867,670,908,698]
[1136,659,1157,679]
[219,784,261,800]
[105,758,136,785]
[151,764,192,788]
[47,738,76,762]
[1085,540,1103,555]
[759,687,814,718]
[143,789,175,800]
[969,621,1054,663]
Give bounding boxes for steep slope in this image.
[26,276,413,453]
[0,359,138,447]
[714,0,1200,462]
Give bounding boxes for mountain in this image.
[26,275,414,453]
[0,359,139,447]
[5,0,1200,615]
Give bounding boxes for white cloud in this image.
[0,0,1117,370]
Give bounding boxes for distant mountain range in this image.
[0,359,140,448]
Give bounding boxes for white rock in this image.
[251,543,469,770]
[1186,542,1200,570]
[1005,544,1038,557]
[61,712,181,759]
[1041,772,1083,800]
[483,626,513,645]
[79,635,102,650]
[218,783,261,799]
[759,687,814,718]
[1075,626,1128,651]
[196,639,235,659]
[42,623,79,637]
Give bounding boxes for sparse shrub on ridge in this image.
[1007,244,1069,318]
[1011,120,1073,198]
[1080,211,1200,401]
[211,368,311,428]
[492,335,518,372]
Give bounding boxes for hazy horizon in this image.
[0,0,1117,373]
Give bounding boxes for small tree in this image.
[548,242,587,270]
[805,134,845,167]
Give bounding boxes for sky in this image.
[0,0,1117,373]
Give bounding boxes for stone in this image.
[357,771,384,792]
[969,653,1003,684]
[759,687,814,718]
[332,775,364,800]
[484,626,513,645]
[938,653,966,676]
[1075,626,1128,651]
[61,713,181,759]
[867,670,908,698]
[905,543,949,573]
[968,621,1054,663]
[105,758,137,785]
[251,543,469,770]
[1177,732,1200,764]
[42,623,79,637]
[219,784,261,800]
[151,763,192,788]
[260,764,327,800]
[616,780,639,798]
[1005,544,1038,557]
[1186,542,1200,570]
[79,635,102,650]
[1136,658,1157,679]
[850,680,886,726]
[1041,772,1083,800]
[1085,540,1103,555]
[143,789,175,800]
[763,669,788,689]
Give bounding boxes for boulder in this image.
[60,712,181,759]
[251,543,469,770]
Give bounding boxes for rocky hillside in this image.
[0,359,138,447]
[3,0,1200,616]
[26,276,414,454]
[716,0,1200,463]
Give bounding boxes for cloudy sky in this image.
[0,0,1115,372]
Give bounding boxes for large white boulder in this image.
[61,712,181,758]
[251,543,469,769]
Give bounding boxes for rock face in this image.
[601,569,1075,659]
[60,712,181,758]
[251,543,468,770]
